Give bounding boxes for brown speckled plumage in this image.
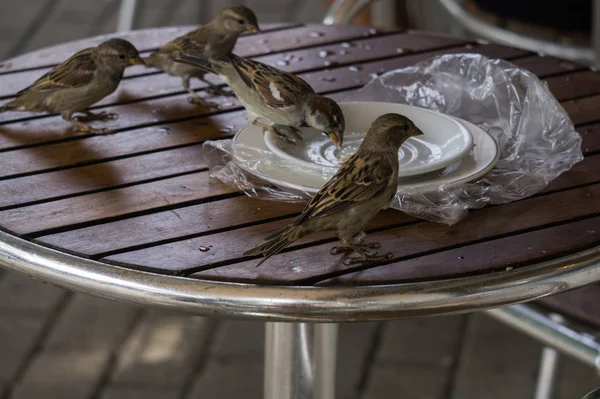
[144,5,259,106]
[243,113,424,266]
[0,38,144,134]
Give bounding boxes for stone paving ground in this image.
[0,0,599,397]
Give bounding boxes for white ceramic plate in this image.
[232,118,499,196]
[261,102,475,178]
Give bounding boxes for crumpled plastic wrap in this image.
[202,54,583,225]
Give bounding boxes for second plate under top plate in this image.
[263,102,475,178]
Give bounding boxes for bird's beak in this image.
[246,24,261,33]
[129,56,146,66]
[327,131,343,149]
[410,126,424,137]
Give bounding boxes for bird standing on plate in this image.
[244,113,424,266]
[0,38,145,134]
[174,51,345,148]
[145,5,260,106]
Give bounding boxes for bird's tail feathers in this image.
[0,102,14,113]
[174,51,219,73]
[243,226,301,266]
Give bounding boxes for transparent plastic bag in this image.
[202,54,583,225]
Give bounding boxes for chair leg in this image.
[323,0,381,25]
[264,322,338,399]
[117,0,138,32]
[534,346,560,399]
[534,314,564,399]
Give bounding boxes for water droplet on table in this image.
[309,31,324,38]
[319,50,333,58]
[457,256,464,260]
[348,65,361,72]
[220,125,233,133]
[159,127,170,134]
[341,42,354,48]
[339,49,349,55]
[198,246,210,252]
[396,48,405,54]
[321,76,336,82]
[276,60,289,66]
[559,61,576,70]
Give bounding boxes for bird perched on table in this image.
[0,38,144,134]
[244,113,424,266]
[174,51,345,148]
[144,5,260,106]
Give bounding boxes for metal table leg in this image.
[264,322,338,399]
[534,314,564,399]
[117,0,138,32]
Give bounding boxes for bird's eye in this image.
[119,54,126,60]
[237,18,245,24]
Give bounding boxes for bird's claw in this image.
[342,252,393,266]
[330,242,381,255]
[272,126,303,145]
[187,96,220,110]
[205,86,234,97]
[75,111,118,122]
[85,127,112,135]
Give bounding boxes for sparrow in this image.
[244,113,424,266]
[144,5,260,106]
[174,51,345,148]
[0,38,145,134]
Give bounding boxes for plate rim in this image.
[261,101,475,178]
[231,112,499,196]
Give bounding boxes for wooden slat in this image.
[0,34,471,152]
[33,156,598,266]
[578,123,600,154]
[0,31,464,123]
[41,196,310,258]
[509,55,587,77]
[0,43,532,209]
[42,202,412,260]
[317,216,600,285]
[1,70,596,212]
[0,111,247,179]
[3,42,527,178]
[182,183,600,283]
[562,94,600,126]
[0,24,398,100]
[545,70,600,101]
[4,149,599,242]
[0,23,295,72]
[0,145,206,209]
[1,171,236,235]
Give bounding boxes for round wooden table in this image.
[0,24,599,399]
